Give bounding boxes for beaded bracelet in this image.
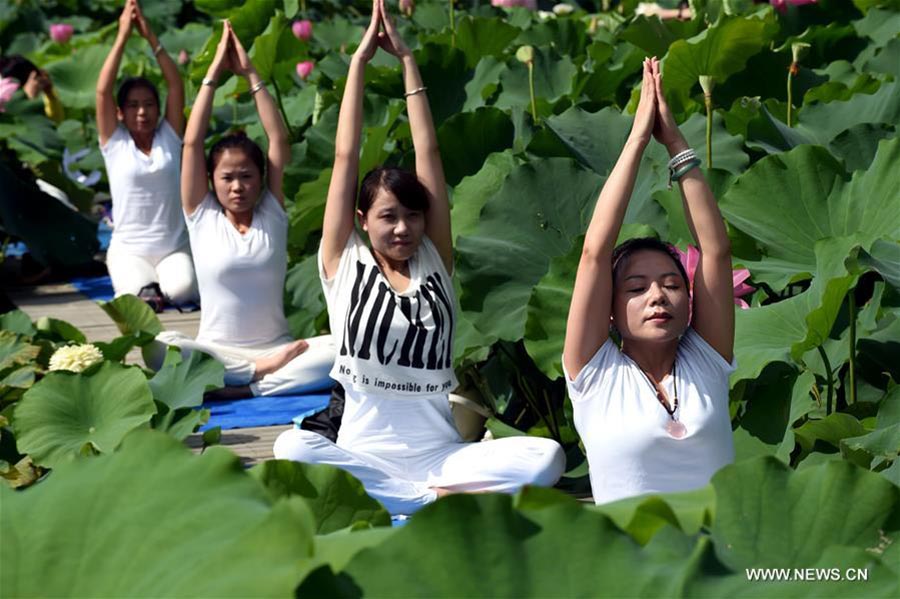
[671,158,702,183]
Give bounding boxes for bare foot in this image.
[253,340,309,380]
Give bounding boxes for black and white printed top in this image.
[318,231,458,398]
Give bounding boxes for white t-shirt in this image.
[564,329,735,505]
[186,190,291,348]
[319,231,458,397]
[100,120,188,257]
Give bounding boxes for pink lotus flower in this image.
[292,20,313,41]
[49,23,74,44]
[296,61,314,80]
[0,77,20,112]
[492,0,537,8]
[673,244,753,310]
[770,0,817,14]
[178,49,190,65]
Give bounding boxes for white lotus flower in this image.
[48,344,104,373]
[552,3,575,15]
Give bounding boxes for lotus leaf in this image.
[437,107,514,186]
[796,81,900,146]
[149,348,225,410]
[450,150,517,241]
[13,362,156,468]
[0,430,317,597]
[99,294,163,338]
[284,253,328,340]
[0,331,40,372]
[43,44,111,110]
[455,16,521,68]
[0,310,34,336]
[495,47,577,114]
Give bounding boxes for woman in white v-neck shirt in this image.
[562,58,737,505]
[146,21,334,398]
[273,0,565,516]
[96,0,197,304]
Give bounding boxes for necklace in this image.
[633,357,687,439]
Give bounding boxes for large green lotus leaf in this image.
[619,15,703,58]
[580,41,646,105]
[250,459,391,534]
[794,413,869,462]
[99,294,163,338]
[462,56,507,112]
[732,362,802,463]
[0,310,35,337]
[248,11,307,92]
[437,107,514,186]
[455,16,520,68]
[796,81,900,146]
[415,43,469,125]
[514,16,588,58]
[287,167,332,255]
[149,348,225,410]
[859,239,900,291]
[12,362,156,468]
[720,138,900,271]
[34,316,86,344]
[853,7,900,46]
[159,22,213,57]
[450,151,517,241]
[662,13,778,96]
[43,44,111,110]
[710,457,900,570]
[0,430,317,597]
[284,253,328,339]
[828,123,897,173]
[337,493,703,597]
[864,38,900,79]
[0,331,40,372]
[841,424,900,470]
[495,47,577,113]
[455,158,602,343]
[311,16,365,52]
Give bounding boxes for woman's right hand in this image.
[627,58,657,147]
[353,0,382,64]
[206,20,233,82]
[118,0,136,36]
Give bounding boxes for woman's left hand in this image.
[133,0,154,40]
[377,0,411,59]
[650,58,686,151]
[228,28,256,78]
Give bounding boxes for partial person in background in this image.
[96,0,197,308]
[147,21,334,399]
[273,0,565,516]
[563,58,736,505]
[0,55,65,123]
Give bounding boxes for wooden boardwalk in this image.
[7,282,283,466]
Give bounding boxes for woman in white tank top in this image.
[146,21,334,398]
[273,0,565,516]
[562,58,737,505]
[96,0,197,305]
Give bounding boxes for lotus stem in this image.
[449,0,456,48]
[848,290,857,406]
[704,93,713,168]
[270,78,295,143]
[786,66,794,127]
[817,345,834,415]
[528,62,538,124]
[300,0,307,14]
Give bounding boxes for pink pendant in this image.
[666,420,687,439]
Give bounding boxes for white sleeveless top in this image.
[100,120,188,256]
[319,231,458,397]
[185,190,291,347]
[563,329,735,505]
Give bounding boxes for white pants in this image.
[273,391,566,515]
[148,332,336,397]
[106,244,199,305]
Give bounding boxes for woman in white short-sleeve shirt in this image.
[562,58,738,505]
[146,22,334,398]
[96,0,197,304]
[273,0,565,516]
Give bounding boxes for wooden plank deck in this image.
[7,282,280,466]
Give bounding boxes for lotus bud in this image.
[296,60,315,80]
[587,15,598,34]
[516,45,534,65]
[178,49,190,65]
[552,3,575,15]
[698,75,715,97]
[48,344,104,373]
[292,19,313,42]
[49,23,74,44]
[400,0,415,17]
[791,42,810,65]
[491,0,537,8]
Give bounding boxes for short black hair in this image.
[357,166,430,215]
[0,55,38,85]
[206,130,266,180]
[116,76,160,109]
[611,237,690,287]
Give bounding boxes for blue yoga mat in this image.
[200,392,331,431]
[70,275,115,301]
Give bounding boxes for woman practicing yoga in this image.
[96,0,197,305]
[563,58,736,505]
[148,21,334,398]
[274,0,565,515]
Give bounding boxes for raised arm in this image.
[133,1,184,135]
[228,29,290,205]
[651,59,734,361]
[563,60,657,379]
[96,0,135,146]
[181,23,232,216]
[321,0,382,278]
[379,0,452,271]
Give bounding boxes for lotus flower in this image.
[49,23,74,44]
[770,0,817,14]
[0,77,19,112]
[178,49,190,65]
[552,3,575,15]
[48,344,104,373]
[492,0,537,9]
[400,0,415,16]
[292,20,313,41]
[673,244,753,309]
[296,61,314,80]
